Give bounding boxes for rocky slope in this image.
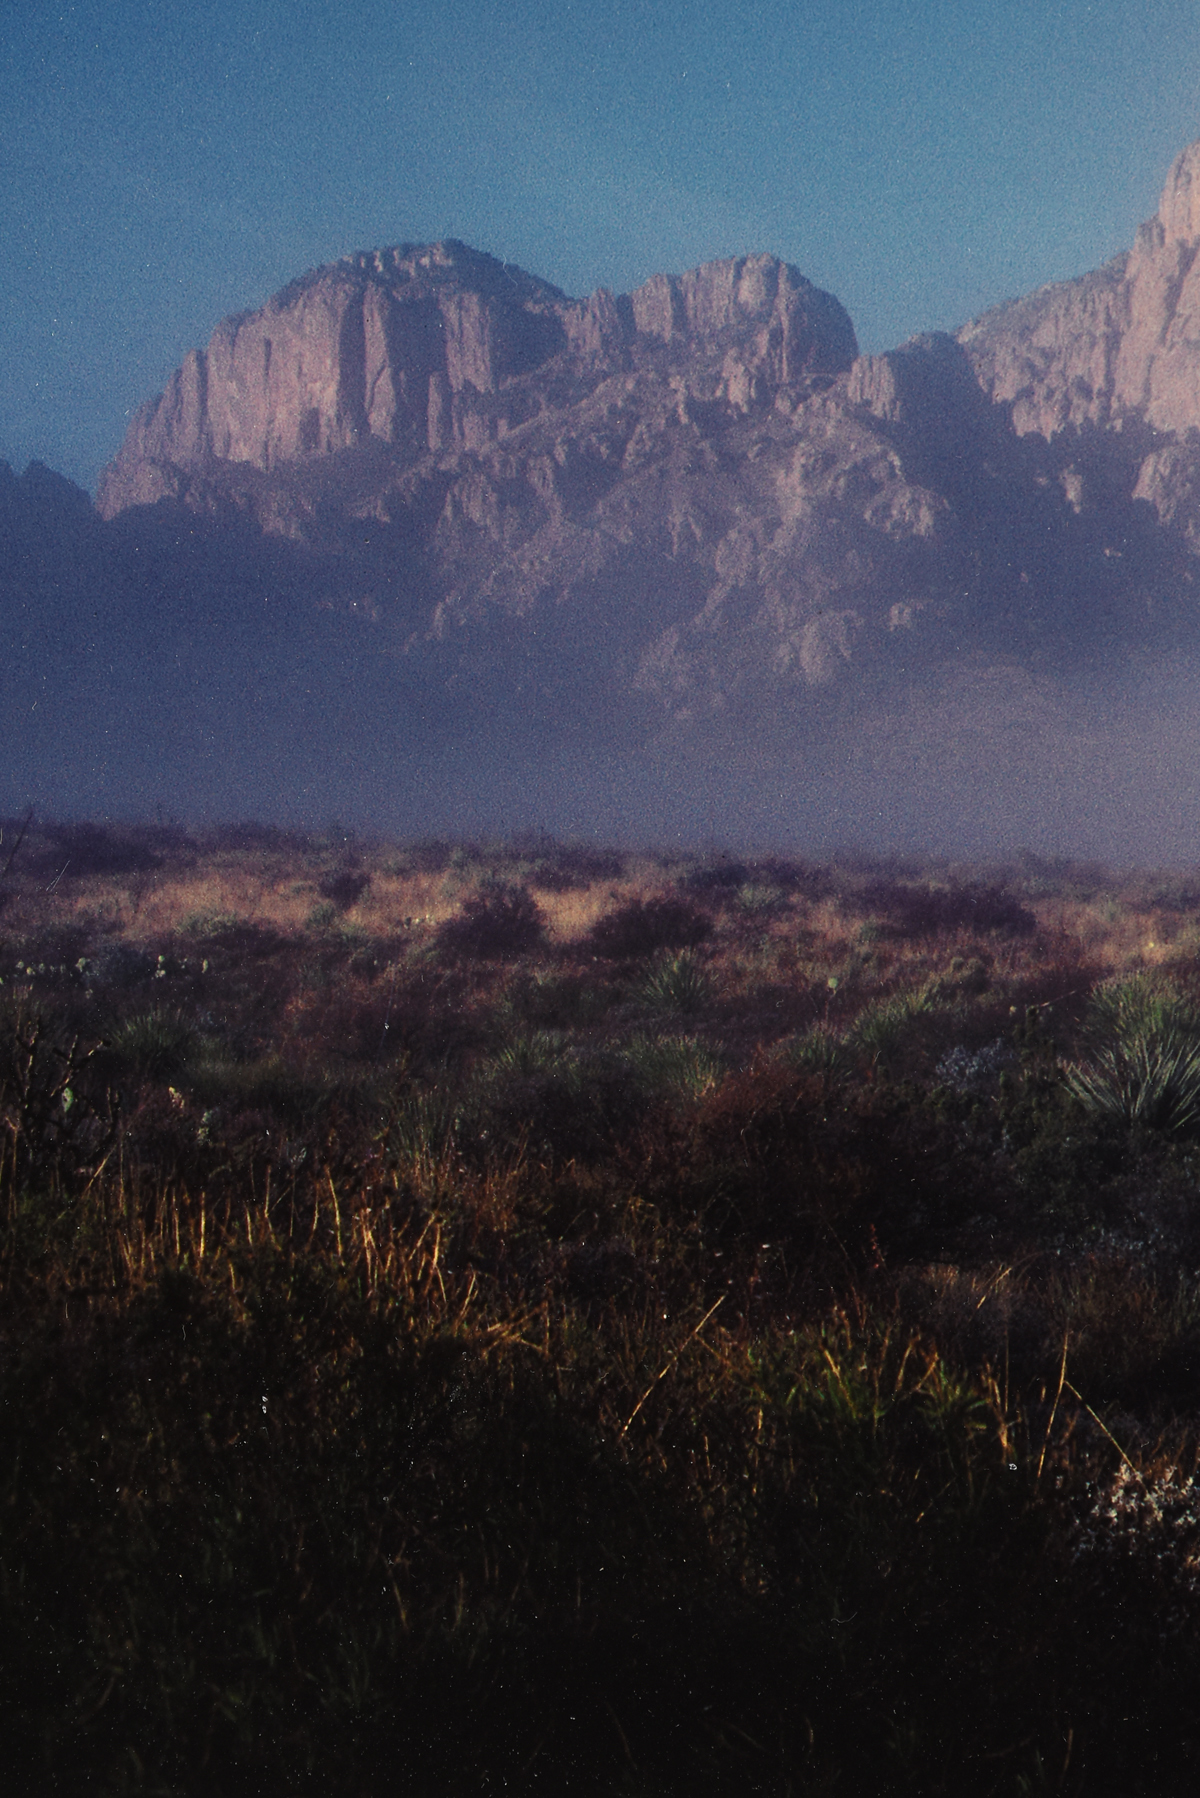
[96,233,1177,728]
[957,140,1200,553]
[18,142,1200,849]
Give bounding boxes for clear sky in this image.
[4,0,1200,494]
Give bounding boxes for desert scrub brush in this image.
[486,1031,577,1083]
[785,1024,854,1081]
[849,987,935,1071]
[106,1007,200,1079]
[1083,974,1200,1044]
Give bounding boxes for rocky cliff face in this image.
[955,141,1200,557]
[97,245,857,515]
[98,238,1069,718]
[88,148,1200,745]
[958,142,1200,444]
[24,148,1200,848]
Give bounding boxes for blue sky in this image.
[4,0,1200,492]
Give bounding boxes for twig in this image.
[1064,1379,1138,1474]
[1,807,33,878]
[619,1296,725,1440]
[1037,1329,1070,1482]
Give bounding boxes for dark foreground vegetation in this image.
[4,817,1200,1794]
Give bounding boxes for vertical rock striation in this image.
[97,245,857,517]
[958,140,1200,441]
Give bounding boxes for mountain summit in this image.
[960,139,1200,442]
[17,144,1200,852]
[97,247,857,513]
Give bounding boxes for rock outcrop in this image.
[958,141,1200,442]
[85,145,1200,742]
[97,246,857,516]
[27,146,1200,847]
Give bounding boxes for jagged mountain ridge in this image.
[97,244,858,503]
[15,144,1200,850]
[95,150,1200,725]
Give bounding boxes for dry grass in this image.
[7,822,1200,1791]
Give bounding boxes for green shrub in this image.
[500,970,614,1029]
[785,1023,854,1080]
[1065,977,1200,1133]
[486,1030,575,1082]
[622,1033,726,1100]
[849,988,934,1071]
[1065,1032,1200,1133]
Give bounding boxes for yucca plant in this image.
[621,1032,726,1099]
[1064,1029,1200,1133]
[106,1007,199,1079]
[785,1023,854,1081]
[1064,977,1200,1133]
[1084,975,1200,1044]
[849,987,934,1072]
[487,1030,576,1083]
[639,950,714,1017]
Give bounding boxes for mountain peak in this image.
[95,247,857,517]
[1158,139,1200,244]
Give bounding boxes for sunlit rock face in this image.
[83,146,1200,761]
[958,140,1200,440]
[99,245,978,711]
[28,148,1200,849]
[97,245,858,511]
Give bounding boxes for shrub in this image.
[855,880,1036,938]
[934,1038,1014,1092]
[501,970,615,1029]
[736,882,790,916]
[487,1030,574,1082]
[33,822,163,877]
[1064,1032,1200,1133]
[681,858,750,895]
[850,988,935,1072]
[621,1033,726,1100]
[435,881,546,959]
[585,896,712,959]
[317,868,371,910]
[1064,977,1200,1133]
[785,1024,854,1081]
[524,844,625,891]
[82,942,158,989]
[1071,1462,1200,1632]
[1085,975,1200,1044]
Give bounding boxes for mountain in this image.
[14,145,1200,855]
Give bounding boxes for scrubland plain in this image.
[4,817,1200,1794]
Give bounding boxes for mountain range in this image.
[12,143,1200,855]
